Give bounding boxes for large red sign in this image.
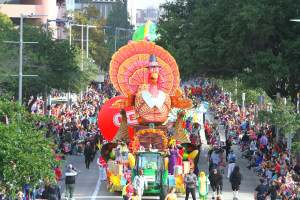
[98,96,139,142]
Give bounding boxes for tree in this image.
[157,0,300,103]
[0,96,64,196]
[258,97,300,136]
[0,20,84,109]
[212,77,269,105]
[105,0,134,36]
[63,5,110,71]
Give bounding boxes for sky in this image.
[136,0,168,9]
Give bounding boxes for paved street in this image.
[57,107,259,200]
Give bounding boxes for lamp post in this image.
[4,14,47,107]
[115,27,134,52]
[45,19,69,117]
[86,24,97,58]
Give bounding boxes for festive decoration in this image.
[111,108,130,143]
[110,174,122,186]
[165,157,169,170]
[128,153,135,168]
[132,21,158,42]
[110,40,192,125]
[98,96,138,142]
[135,128,167,151]
[173,111,190,143]
[188,150,199,159]
[175,174,184,187]
[183,153,189,161]
[198,172,209,200]
[109,152,116,159]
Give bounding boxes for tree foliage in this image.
[157,0,300,102]
[63,4,110,71]
[258,97,300,136]
[212,77,270,105]
[0,9,99,109]
[0,96,64,196]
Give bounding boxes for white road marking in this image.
[202,147,204,151]
[91,174,102,200]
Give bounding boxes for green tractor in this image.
[131,151,169,200]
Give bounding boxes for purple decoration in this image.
[145,36,150,41]
[128,40,133,44]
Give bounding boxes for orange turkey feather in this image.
[170,88,193,109]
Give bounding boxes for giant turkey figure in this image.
[110,40,192,125]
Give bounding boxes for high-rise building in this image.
[74,0,136,28]
[136,5,164,27]
[0,0,67,39]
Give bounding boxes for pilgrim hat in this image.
[146,54,161,68]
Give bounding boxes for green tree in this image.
[105,0,134,36]
[0,96,64,196]
[258,97,300,136]
[63,5,110,71]
[157,0,300,103]
[0,20,85,109]
[105,0,134,56]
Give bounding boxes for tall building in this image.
[136,5,164,27]
[0,0,67,39]
[74,0,136,28]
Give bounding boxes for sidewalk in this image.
[197,110,258,200]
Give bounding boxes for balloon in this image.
[109,152,116,159]
[98,96,139,142]
[183,153,189,161]
[132,21,159,42]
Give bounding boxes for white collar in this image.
[142,90,166,109]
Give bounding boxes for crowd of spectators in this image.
[0,76,117,200]
[211,92,300,199]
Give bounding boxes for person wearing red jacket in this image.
[184,86,188,95]
[191,86,195,95]
[97,155,107,181]
[196,87,201,97]
[204,120,211,143]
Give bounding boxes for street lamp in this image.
[86,24,97,59]
[75,24,97,101]
[44,19,69,117]
[115,27,134,52]
[4,14,47,107]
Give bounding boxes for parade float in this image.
[98,21,201,200]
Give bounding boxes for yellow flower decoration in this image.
[175,174,184,187]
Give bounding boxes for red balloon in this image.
[98,96,138,142]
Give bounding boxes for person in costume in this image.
[129,137,141,154]
[177,146,184,166]
[204,120,211,144]
[198,172,209,200]
[115,138,123,164]
[167,143,178,175]
[97,155,107,181]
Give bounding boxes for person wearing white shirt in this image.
[149,143,158,152]
[250,139,256,156]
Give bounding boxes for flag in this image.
[5,115,9,125]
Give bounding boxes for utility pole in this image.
[86,24,97,59]
[4,14,46,106]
